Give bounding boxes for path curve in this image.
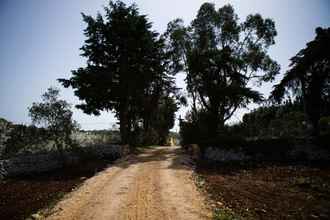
[46,146,211,220]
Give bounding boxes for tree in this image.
[164,3,279,137]
[241,99,305,138]
[144,96,178,145]
[29,87,79,155]
[271,27,330,136]
[0,118,12,156]
[59,1,176,145]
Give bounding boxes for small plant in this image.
[213,208,240,220]
[193,173,205,189]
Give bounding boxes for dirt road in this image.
[46,146,211,220]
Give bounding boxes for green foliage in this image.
[243,138,293,159]
[213,208,240,220]
[59,1,178,145]
[241,99,306,138]
[146,96,178,145]
[270,27,330,136]
[73,130,120,146]
[3,124,49,158]
[29,87,79,154]
[319,116,330,133]
[312,133,330,149]
[0,118,12,154]
[179,109,212,145]
[166,3,279,136]
[199,135,246,150]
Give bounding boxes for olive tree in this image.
[29,87,79,154]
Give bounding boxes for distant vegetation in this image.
[0,117,121,159]
[0,88,119,159]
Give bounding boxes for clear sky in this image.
[0,0,329,131]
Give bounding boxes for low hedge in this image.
[312,133,330,149]
[243,138,293,159]
[198,136,294,160]
[199,135,246,149]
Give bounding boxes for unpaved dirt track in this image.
[46,146,211,220]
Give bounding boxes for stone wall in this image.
[0,144,129,179]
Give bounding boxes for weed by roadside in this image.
[192,166,242,220]
[213,207,241,220]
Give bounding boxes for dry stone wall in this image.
[0,144,129,179]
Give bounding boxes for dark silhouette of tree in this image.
[164,3,279,137]
[143,96,178,145]
[271,27,330,136]
[59,1,177,145]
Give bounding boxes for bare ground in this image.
[196,161,330,219]
[46,146,211,220]
[0,160,110,220]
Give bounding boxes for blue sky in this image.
[0,0,329,131]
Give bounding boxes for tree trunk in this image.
[309,72,322,137]
[119,101,130,145]
[208,108,221,138]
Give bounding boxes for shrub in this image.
[312,133,330,149]
[197,135,294,161]
[243,138,293,160]
[3,124,49,158]
[319,116,330,134]
[199,135,246,150]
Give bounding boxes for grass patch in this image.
[214,208,241,220]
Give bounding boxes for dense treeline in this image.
[52,0,329,148]
[59,1,182,146]
[240,99,305,138]
[179,4,329,149]
[270,27,330,136]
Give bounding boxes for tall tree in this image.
[59,1,172,144]
[164,3,279,136]
[271,27,330,136]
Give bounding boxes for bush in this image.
[319,116,330,134]
[312,133,330,149]
[3,124,50,158]
[179,121,201,145]
[243,138,293,160]
[179,110,215,146]
[199,135,246,150]
[197,135,294,161]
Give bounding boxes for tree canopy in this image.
[271,27,330,135]
[59,1,178,145]
[29,87,78,153]
[165,3,279,136]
